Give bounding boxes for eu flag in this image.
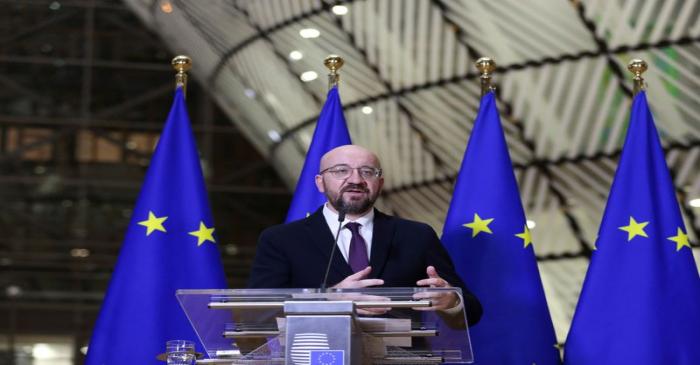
[310,350,344,365]
[564,92,700,364]
[86,87,227,364]
[441,91,561,364]
[285,86,351,222]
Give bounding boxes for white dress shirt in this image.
[321,204,462,312]
[322,204,374,263]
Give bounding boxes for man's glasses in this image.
[319,164,383,180]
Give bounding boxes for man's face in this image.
[315,146,384,216]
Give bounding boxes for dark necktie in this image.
[345,222,369,273]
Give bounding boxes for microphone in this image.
[320,209,346,290]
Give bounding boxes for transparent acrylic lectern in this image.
[177,288,473,364]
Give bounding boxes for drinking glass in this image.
[166,340,195,365]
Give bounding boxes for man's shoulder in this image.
[375,210,435,233]
[260,216,310,237]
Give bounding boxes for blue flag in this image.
[310,350,344,365]
[441,91,561,364]
[86,87,227,364]
[285,86,351,222]
[564,92,700,365]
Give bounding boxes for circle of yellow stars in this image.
[137,210,216,246]
[462,213,533,248]
[617,216,691,252]
[460,213,692,252]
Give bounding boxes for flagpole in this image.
[172,55,192,97]
[627,58,647,96]
[475,57,496,97]
[324,55,344,90]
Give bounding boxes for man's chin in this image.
[341,199,373,215]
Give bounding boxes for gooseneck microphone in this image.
[320,209,346,290]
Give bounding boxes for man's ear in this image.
[315,175,325,193]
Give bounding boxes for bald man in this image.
[248,145,482,324]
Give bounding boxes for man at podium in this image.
[249,145,482,325]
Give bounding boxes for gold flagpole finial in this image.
[627,59,647,95]
[324,55,344,90]
[172,55,192,96]
[475,57,496,97]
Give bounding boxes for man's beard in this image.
[325,182,377,215]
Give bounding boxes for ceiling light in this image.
[361,106,373,114]
[689,198,700,208]
[33,344,58,360]
[332,5,349,15]
[299,28,320,39]
[160,1,173,13]
[80,346,88,355]
[6,285,21,297]
[289,50,303,61]
[225,244,239,256]
[243,88,256,99]
[70,248,90,258]
[300,71,318,82]
[267,130,281,142]
[526,220,536,229]
[49,1,61,11]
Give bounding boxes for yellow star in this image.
[463,213,494,238]
[618,216,649,242]
[515,225,533,248]
[668,227,691,252]
[138,211,167,236]
[189,221,216,246]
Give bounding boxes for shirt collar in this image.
[322,203,374,230]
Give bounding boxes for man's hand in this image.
[332,266,384,289]
[414,266,459,311]
[332,266,388,315]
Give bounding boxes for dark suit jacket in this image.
[248,208,482,325]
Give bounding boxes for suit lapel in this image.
[305,208,353,282]
[369,209,394,279]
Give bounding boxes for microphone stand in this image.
[320,210,346,290]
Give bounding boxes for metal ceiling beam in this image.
[383,140,700,246]
[438,0,604,257]
[0,55,171,71]
[268,35,700,153]
[0,174,290,195]
[0,114,240,133]
[573,1,633,98]
[0,75,50,105]
[0,8,79,46]
[385,140,700,193]
[497,95,594,257]
[0,0,126,10]
[325,6,451,172]
[207,0,351,83]
[93,82,173,119]
[164,0,315,158]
